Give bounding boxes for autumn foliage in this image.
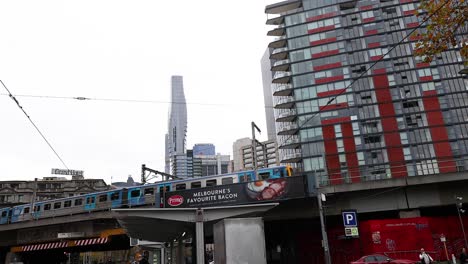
[413,0,468,64]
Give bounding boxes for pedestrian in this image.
[105,256,115,264]
[461,248,468,264]
[419,248,433,264]
[138,251,149,264]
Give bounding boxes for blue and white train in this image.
[0,165,292,224]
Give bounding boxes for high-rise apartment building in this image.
[265,0,467,186]
[165,75,188,177]
[261,48,278,141]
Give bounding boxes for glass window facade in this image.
[267,0,468,186]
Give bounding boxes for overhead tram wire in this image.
[0,93,243,107]
[0,80,69,169]
[275,0,453,150]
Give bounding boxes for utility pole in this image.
[251,122,261,172]
[456,196,468,248]
[315,173,332,264]
[30,178,38,213]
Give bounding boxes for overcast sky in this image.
[0,0,279,183]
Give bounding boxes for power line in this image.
[275,0,453,151]
[0,80,69,169]
[0,93,246,107]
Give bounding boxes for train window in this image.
[144,188,154,195]
[44,204,51,211]
[259,172,270,180]
[239,174,249,183]
[191,181,201,189]
[74,199,83,206]
[1,211,6,217]
[111,192,120,201]
[54,202,61,209]
[206,179,217,187]
[99,195,107,202]
[130,190,140,198]
[176,184,186,190]
[86,197,95,204]
[64,200,72,207]
[34,205,41,212]
[23,207,30,214]
[221,177,233,185]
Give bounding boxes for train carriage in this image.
[1,165,293,224]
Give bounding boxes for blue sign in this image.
[342,210,358,227]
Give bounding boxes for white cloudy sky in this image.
[0,0,279,183]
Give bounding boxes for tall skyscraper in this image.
[265,0,468,186]
[165,75,188,177]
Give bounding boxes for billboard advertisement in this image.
[164,176,305,208]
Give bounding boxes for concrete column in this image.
[214,217,267,264]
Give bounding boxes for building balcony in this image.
[272,71,291,84]
[270,47,288,61]
[274,97,295,109]
[265,0,302,15]
[271,59,290,72]
[267,24,286,36]
[268,36,287,50]
[276,109,297,122]
[266,15,284,26]
[273,83,293,97]
[277,123,299,135]
[280,151,303,163]
[279,136,300,149]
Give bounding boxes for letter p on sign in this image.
[342,211,358,227]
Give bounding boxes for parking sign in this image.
[342,210,358,227]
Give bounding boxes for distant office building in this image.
[0,176,109,207]
[241,139,279,170]
[165,75,188,177]
[233,138,279,171]
[193,144,215,155]
[193,153,231,177]
[233,138,253,171]
[261,48,277,141]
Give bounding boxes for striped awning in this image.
[22,241,68,252]
[74,237,108,246]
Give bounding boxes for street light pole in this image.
[456,196,468,249]
[315,173,332,264]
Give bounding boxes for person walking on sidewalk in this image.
[461,248,468,264]
[419,248,433,264]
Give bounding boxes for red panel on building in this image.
[322,124,342,185]
[315,75,344,85]
[372,70,407,177]
[317,88,347,98]
[310,37,337,46]
[360,5,374,10]
[406,22,419,28]
[370,55,384,61]
[312,49,340,59]
[404,10,416,16]
[416,62,430,68]
[420,76,434,82]
[308,25,335,34]
[368,42,381,48]
[342,122,361,183]
[363,17,376,23]
[313,62,342,71]
[422,90,456,173]
[365,29,379,36]
[306,12,337,22]
[320,102,348,111]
